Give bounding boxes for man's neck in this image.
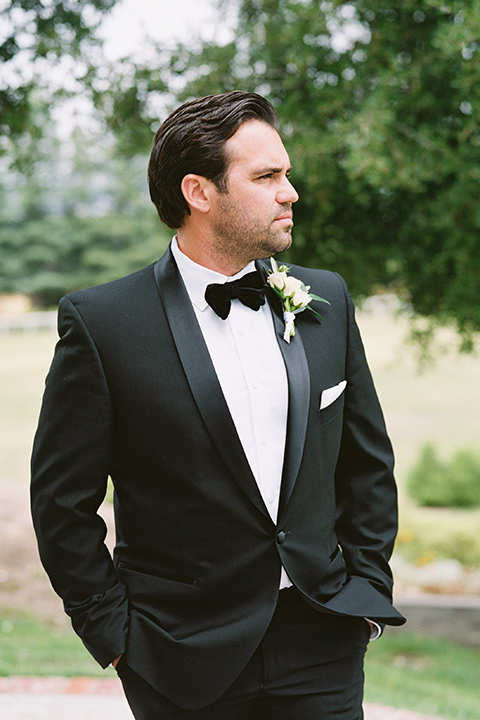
[176,230,249,277]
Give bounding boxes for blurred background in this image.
[1,1,479,718]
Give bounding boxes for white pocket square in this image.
[320,380,347,410]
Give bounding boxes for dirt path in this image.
[0,480,115,628]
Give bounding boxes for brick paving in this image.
[0,677,447,719]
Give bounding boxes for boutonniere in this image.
[266,258,330,343]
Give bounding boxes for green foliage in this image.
[407,444,448,507]
[3,0,480,344]
[109,0,479,345]
[0,123,170,306]
[407,444,480,508]
[0,212,170,307]
[449,449,480,507]
[0,0,117,161]
[91,61,171,157]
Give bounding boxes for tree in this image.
[0,120,170,307]
[101,0,480,347]
[0,211,170,306]
[0,0,117,163]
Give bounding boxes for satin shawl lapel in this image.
[257,261,310,515]
[154,249,270,520]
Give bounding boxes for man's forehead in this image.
[226,120,290,167]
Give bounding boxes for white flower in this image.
[292,289,312,309]
[267,270,288,292]
[265,257,330,343]
[283,276,303,296]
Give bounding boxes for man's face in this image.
[210,120,299,268]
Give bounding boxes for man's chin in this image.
[274,231,293,254]
[248,231,292,262]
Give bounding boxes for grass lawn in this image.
[356,305,480,485]
[357,307,480,568]
[1,612,479,720]
[0,330,56,486]
[0,614,106,677]
[364,632,480,720]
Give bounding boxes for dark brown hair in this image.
[148,91,279,229]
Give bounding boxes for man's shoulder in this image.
[63,261,159,308]
[289,263,343,285]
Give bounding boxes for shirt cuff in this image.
[364,618,382,641]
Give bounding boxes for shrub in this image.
[407,444,480,508]
[407,444,449,507]
[447,450,480,508]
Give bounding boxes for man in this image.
[31,91,405,720]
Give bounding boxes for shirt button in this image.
[261,438,268,446]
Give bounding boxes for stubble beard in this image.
[212,202,293,268]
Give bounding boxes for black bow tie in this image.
[205,271,266,319]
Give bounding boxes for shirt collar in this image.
[171,236,257,312]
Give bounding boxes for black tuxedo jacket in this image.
[31,246,405,710]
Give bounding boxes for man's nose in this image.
[278,177,299,205]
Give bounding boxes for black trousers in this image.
[117,587,370,720]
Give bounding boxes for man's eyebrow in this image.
[252,165,293,176]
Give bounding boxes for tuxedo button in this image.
[277,531,286,545]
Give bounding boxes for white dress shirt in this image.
[172,238,292,589]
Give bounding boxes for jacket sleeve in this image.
[334,276,398,603]
[30,296,129,667]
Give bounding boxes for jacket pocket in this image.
[317,392,345,426]
[117,561,198,586]
[329,544,341,562]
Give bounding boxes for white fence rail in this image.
[0,311,57,333]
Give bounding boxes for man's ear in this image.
[181,174,215,214]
